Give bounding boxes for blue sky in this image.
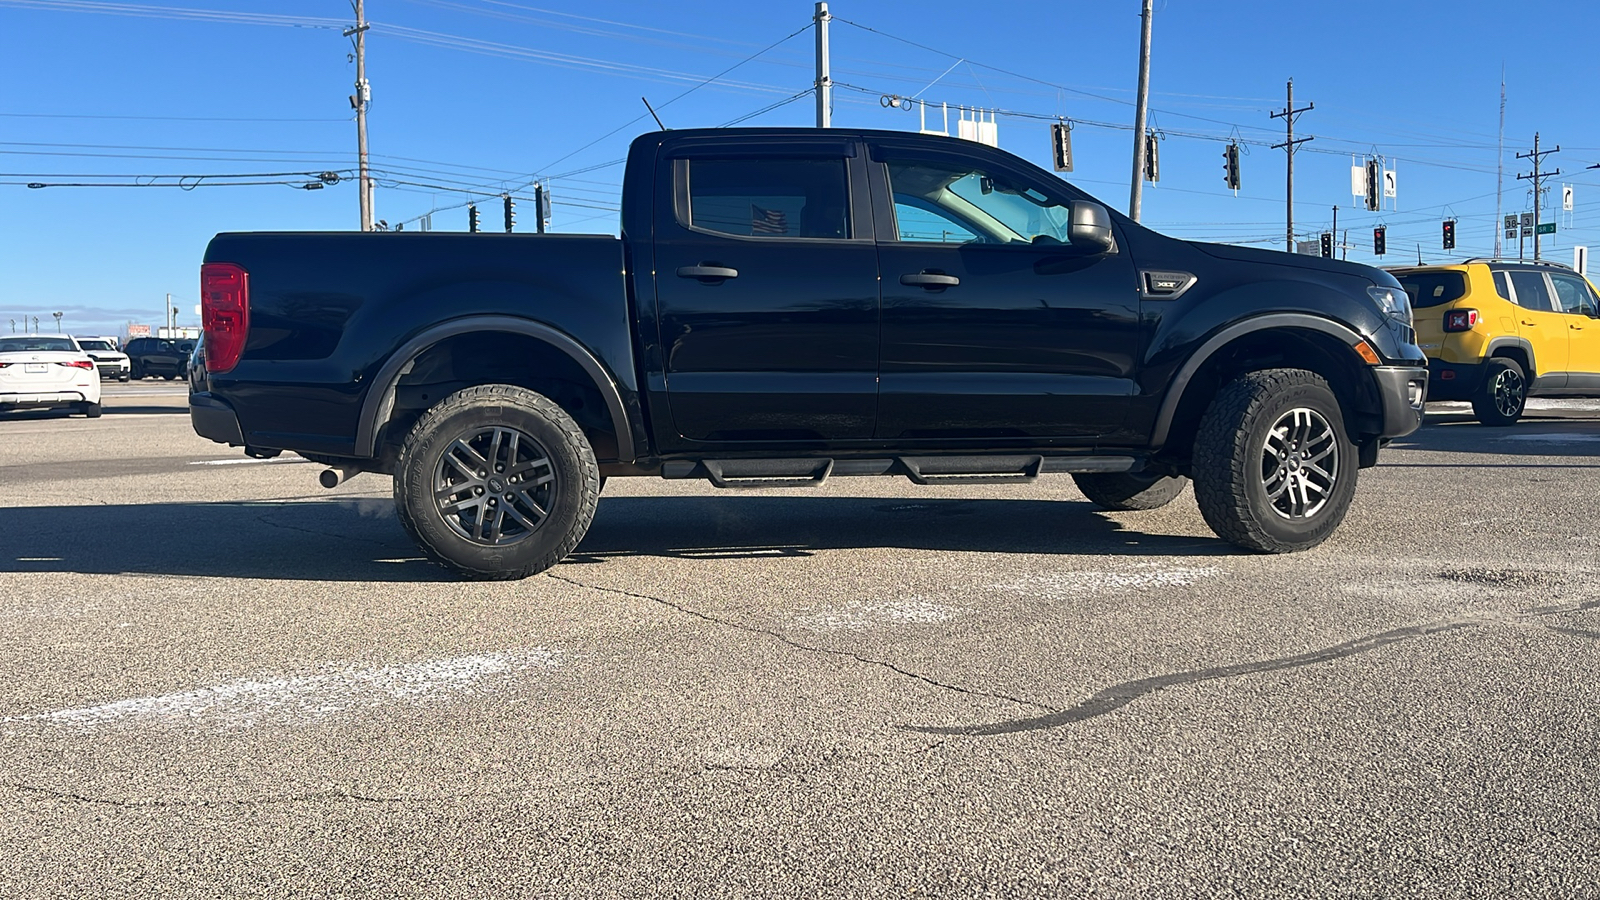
[3,0,1599,337]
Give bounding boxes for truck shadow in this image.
[569,495,1232,563]
[0,498,449,583]
[0,494,1231,581]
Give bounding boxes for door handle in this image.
[1521,320,1537,327]
[900,271,960,288]
[676,264,739,282]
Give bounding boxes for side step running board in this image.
[701,458,834,488]
[661,454,1137,488]
[900,455,1043,484]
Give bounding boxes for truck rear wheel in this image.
[1191,368,1357,554]
[1073,472,1187,511]
[394,384,600,580]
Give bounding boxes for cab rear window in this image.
[1395,271,1467,308]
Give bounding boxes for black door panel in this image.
[651,146,880,444]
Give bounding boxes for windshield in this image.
[0,337,77,353]
[78,339,113,351]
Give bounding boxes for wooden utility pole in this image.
[345,1,373,230]
[1271,79,1314,252]
[1128,0,1153,221]
[1517,132,1559,260]
[814,2,831,128]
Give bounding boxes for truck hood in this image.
[1186,239,1390,284]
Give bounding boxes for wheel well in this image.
[1488,345,1531,375]
[373,331,618,469]
[1160,328,1383,469]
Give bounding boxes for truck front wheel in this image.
[394,384,600,580]
[1191,368,1357,553]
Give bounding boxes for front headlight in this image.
[1368,285,1412,328]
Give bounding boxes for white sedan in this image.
[0,334,103,417]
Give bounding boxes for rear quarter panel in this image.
[200,232,636,456]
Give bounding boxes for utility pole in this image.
[1494,70,1505,257]
[814,2,831,128]
[345,0,373,231]
[1270,79,1314,253]
[1127,0,1154,221]
[1516,132,1559,260]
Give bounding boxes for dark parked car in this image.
[191,127,1428,579]
[126,337,195,380]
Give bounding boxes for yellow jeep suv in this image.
[1390,259,1600,425]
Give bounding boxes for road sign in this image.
[1576,246,1589,275]
[1537,222,1556,235]
[1505,214,1518,229]
[1564,185,1574,211]
[1521,212,1534,227]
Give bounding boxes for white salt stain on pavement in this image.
[793,600,963,632]
[9,648,562,731]
[997,563,1222,598]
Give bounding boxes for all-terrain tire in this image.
[1073,472,1188,511]
[1191,368,1357,553]
[1471,357,1527,426]
[394,384,600,580]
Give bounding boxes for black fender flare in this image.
[1484,336,1536,374]
[355,315,635,462]
[1150,313,1370,450]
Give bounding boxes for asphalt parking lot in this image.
[2,382,1598,898]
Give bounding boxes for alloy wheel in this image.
[1259,407,1339,520]
[432,425,556,546]
[1491,368,1525,418]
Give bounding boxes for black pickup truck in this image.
[191,127,1427,579]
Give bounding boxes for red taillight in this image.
[56,359,95,369]
[1443,308,1480,332]
[201,262,249,373]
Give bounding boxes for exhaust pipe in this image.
[319,466,362,489]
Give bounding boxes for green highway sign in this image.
[1537,222,1557,235]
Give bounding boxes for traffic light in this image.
[534,184,551,234]
[1050,121,1073,172]
[1320,232,1333,258]
[1373,225,1387,256]
[1442,218,1456,251]
[1364,158,1381,212]
[1222,143,1241,191]
[468,203,480,233]
[1143,131,1160,183]
[504,195,516,233]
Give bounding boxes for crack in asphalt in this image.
[545,573,1055,714]
[8,782,461,808]
[916,596,1600,737]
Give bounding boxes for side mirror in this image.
[1067,200,1114,254]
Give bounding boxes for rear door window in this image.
[1507,271,1555,311]
[1549,273,1598,316]
[684,158,850,240]
[1395,271,1467,308]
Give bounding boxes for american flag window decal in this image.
[750,204,789,235]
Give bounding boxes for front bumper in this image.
[1371,365,1428,438]
[94,361,130,378]
[190,392,245,445]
